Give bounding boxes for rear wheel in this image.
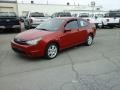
[85,35,93,46]
[45,43,58,59]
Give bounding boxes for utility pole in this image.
[73,0,75,6]
[91,1,95,17]
[46,0,48,5]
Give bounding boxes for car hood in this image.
[15,29,53,40]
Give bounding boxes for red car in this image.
[11,17,96,59]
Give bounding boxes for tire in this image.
[85,35,93,46]
[98,22,104,29]
[98,24,103,29]
[45,43,58,59]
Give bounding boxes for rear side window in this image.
[52,12,71,17]
[65,20,78,29]
[59,13,71,17]
[79,13,89,17]
[79,20,88,27]
[31,12,44,17]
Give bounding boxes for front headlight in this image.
[26,37,42,45]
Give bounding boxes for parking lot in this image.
[0,28,120,90]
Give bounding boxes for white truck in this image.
[104,11,120,27]
[78,13,102,28]
[98,13,120,28]
[23,12,50,29]
[78,13,120,28]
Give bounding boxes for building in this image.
[0,0,107,16]
[17,3,106,16]
[0,0,18,13]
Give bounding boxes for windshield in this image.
[36,18,64,31]
[0,12,16,17]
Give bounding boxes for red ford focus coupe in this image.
[11,17,96,59]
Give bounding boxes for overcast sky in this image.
[17,0,120,10]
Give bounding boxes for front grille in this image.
[14,38,27,45]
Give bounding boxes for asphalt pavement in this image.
[0,28,120,90]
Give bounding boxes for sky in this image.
[17,0,120,10]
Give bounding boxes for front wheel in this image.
[98,23,104,29]
[85,35,93,46]
[45,43,58,59]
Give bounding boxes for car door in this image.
[77,19,89,43]
[59,19,80,49]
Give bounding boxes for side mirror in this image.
[64,28,71,32]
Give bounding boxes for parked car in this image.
[78,13,120,28]
[108,10,120,27]
[78,13,102,28]
[11,17,96,59]
[51,12,72,18]
[99,13,120,28]
[24,12,49,29]
[0,12,21,32]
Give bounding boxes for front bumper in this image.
[0,25,21,29]
[11,40,45,58]
[104,23,119,26]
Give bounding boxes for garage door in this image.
[0,7,14,12]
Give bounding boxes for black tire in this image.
[45,43,58,59]
[85,34,93,46]
[98,22,104,29]
[98,25,103,29]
